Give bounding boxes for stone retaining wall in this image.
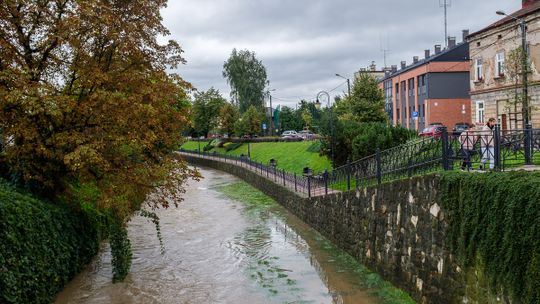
[183,154,466,303]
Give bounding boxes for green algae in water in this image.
[218,181,415,304]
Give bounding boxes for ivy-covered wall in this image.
[441,172,540,303]
[185,154,540,303]
[0,180,108,304]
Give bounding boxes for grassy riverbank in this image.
[217,181,415,304]
[182,140,332,174]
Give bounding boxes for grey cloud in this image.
[163,0,521,108]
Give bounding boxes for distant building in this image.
[467,0,540,129]
[379,35,471,131]
[354,62,387,82]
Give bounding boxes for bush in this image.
[0,180,108,304]
[224,142,243,152]
[351,122,416,160]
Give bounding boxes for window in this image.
[476,101,485,124]
[409,79,414,96]
[475,58,483,81]
[496,52,505,77]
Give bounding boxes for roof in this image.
[379,42,469,82]
[468,2,540,38]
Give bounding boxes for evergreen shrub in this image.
[0,180,108,304]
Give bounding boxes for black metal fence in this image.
[181,125,540,197]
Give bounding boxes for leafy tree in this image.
[192,88,227,137]
[218,103,240,136]
[0,0,197,280]
[235,105,262,136]
[301,108,313,130]
[504,47,535,127]
[351,123,416,160]
[223,48,268,113]
[335,73,387,123]
[279,106,303,132]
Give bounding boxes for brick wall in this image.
[426,98,471,127]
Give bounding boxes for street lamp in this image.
[496,10,530,127]
[335,73,351,96]
[316,90,335,169]
[267,89,277,136]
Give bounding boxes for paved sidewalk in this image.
[179,152,338,198]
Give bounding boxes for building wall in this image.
[426,98,472,128]
[470,84,540,128]
[387,61,470,130]
[469,12,540,127]
[427,72,470,99]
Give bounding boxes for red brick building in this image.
[380,36,471,132]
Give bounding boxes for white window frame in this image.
[476,100,485,124]
[495,52,505,77]
[475,58,483,81]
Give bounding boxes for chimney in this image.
[391,65,397,72]
[523,0,539,8]
[370,61,376,71]
[435,44,442,54]
[448,36,456,48]
[462,29,470,42]
[413,56,419,64]
[401,61,406,69]
[425,49,431,59]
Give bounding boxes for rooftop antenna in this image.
[440,0,451,47]
[379,34,390,68]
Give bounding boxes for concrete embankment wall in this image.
[183,154,494,303]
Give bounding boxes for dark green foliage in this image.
[440,172,540,302]
[320,118,414,166]
[225,142,243,152]
[110,214,132,283]
[335,72,387,123]
[351,123,416,160]
[0,180,107,304]
[192,88,227,137]
[278,106,303,132]
[223,48,268,113]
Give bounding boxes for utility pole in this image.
[520,19,529,126]
[335,74,351,96]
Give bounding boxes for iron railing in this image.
[180,125,540,197]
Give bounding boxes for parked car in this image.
[452,122,472,136]
[298,130,316,140]
[281,130,299,138]
[419,125,445,138]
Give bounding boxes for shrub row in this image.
[0,180,108,304]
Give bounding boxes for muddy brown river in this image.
[55,167,406,304]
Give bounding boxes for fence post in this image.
[441,127,450,170]
[407,159,413,177]
[494,124,502,170]
[376,148,382,185]
[324,170,328,195]
[307,176,311,198]
[347,159,351,191]
[525,123,533,165]
[282,169,286,186]
[294,173,297,192]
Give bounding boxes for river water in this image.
[55,168,399,304]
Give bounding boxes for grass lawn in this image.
[181,140,332,174]
[180,140,211,151]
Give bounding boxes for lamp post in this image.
[335,73,351,96]
[496,10,530,127]
[267,89,276,136]
[315,90,335,169]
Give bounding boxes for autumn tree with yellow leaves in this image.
[0,0,197,281]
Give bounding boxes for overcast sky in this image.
[162,0,521,108]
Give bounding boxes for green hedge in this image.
[0,180,107,303]
[440,171,540,302]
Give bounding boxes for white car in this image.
[281,130,299,138]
